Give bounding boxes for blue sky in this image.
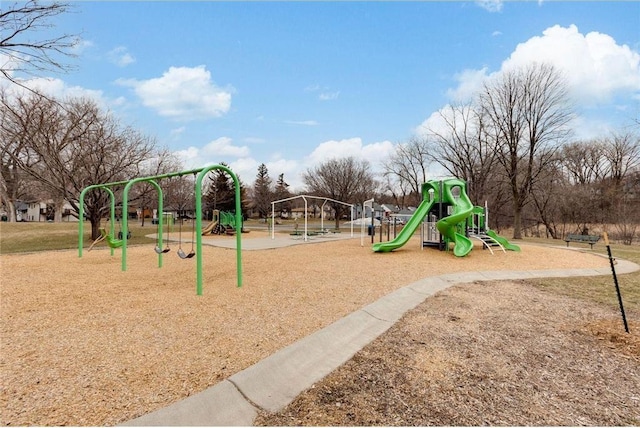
[5,1,640,190]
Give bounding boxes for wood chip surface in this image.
[0,232,615,425]
[255,281,640,426]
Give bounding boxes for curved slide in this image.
[436,179,474,257]
[372,198,435,253]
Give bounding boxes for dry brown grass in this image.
[256,281,640,426]
[0,231,628,426]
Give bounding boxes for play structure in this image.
[372,178,519,257]
[202,209,241,235]
[270,195,355,241]
[77,165,243,295]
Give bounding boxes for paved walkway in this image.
[123,246,639,426]
[149,231,359,251]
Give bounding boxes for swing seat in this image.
[177,248,196,259]
[99,228,123,249]
[154,245,170,254]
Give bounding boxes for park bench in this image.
[564,234,600,249]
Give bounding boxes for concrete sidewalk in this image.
[149,231,358,251]
[202,232,357,250]
[123,254,639,426]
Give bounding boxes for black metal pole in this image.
[604,232,629,333]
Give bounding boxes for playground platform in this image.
[123,248,639,426]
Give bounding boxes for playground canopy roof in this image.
[270,195,354,241]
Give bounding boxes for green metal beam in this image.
[78,165,243,296]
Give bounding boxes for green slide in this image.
[372,197,435,253]
[436,178,474,257]
[486,229,521,251]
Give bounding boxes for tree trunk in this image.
[54,198,64,222]
[512,205,523,239]
[90,215,102,241]
[544,222,558,240]
[4,200,17,222]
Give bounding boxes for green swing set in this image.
[78,165,243,295]
[99,227,123,248]
[154,212,171,254]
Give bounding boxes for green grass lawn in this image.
[522,237,640,316]
[0,220,161,253]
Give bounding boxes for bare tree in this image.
[380,172,412,209]
[163,174,195,219]
[1,1,79,89]
[0,91,157,238]
[425,103,500,204]
[134,148,184,226]
[559,140,606,186]
[530,156,566,239]
[381,137,430,206]
[0,88,49,221]
[479,62,573,239]
[303,157,377,228]
[601,131,640,187]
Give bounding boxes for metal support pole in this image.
[604,232,629,333]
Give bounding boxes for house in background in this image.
[13,199,77,222]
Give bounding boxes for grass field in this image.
[520,236,640,315]
[1,220,638,316]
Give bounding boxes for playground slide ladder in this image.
[468,231,505,255]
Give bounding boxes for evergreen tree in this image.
[273,173,292,216]
[252,163,273,218]
[204,163,246,215]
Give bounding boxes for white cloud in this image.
[267,157,300,175]
[415,108,451,138]
[305,84,340,101]
[202,137,250,158]
[438,23,640,142]
[446,67,489,102]
[447,25,640,108]
[71,39,94,55]
[173,136,394,193]
[111,96,127,107]
[319,91,340,101]
[174,147,201,166]
[173,136,252,177]
[107,46,135,67]
[169,126,186,139]
[502,24,640,105]
[228,157,259,178]
[0,53,20,78]
[305,137,395,168]
[0,75,109,106]
[265,157,306,191]
[117,65,232,121]
[243,137,266,144]
[284,120,319,126]
[476,0,503,13]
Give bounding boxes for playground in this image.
[2,225,638,425]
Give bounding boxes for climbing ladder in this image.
[468,230,505,255]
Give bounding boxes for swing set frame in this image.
[78,165,243,295]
